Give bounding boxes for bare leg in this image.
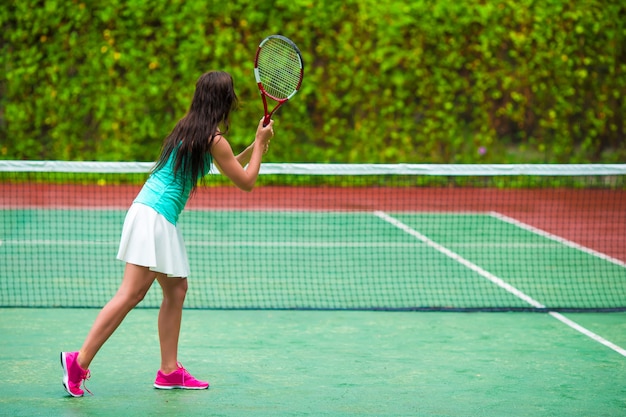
[156,275,188,374]
[77,263,156,369]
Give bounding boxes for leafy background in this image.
[1,0,625,163]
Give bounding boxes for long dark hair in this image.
[154,71,239,191]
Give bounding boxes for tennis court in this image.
[1,162,625,416]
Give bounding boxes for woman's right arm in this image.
[211,119,274,192]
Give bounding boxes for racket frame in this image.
[254,34,304,126]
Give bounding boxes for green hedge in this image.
[1,0,625,163]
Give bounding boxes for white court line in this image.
[187,241,421,248]
[0,240,118,245]
[490,211,626,268]
[373,210,626,358]
[191,242,561,249]
[448,243,562,248]
[1,240,564,249]
[0,240,422,248]
[549,312,626,356]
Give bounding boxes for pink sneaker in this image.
[154,363,209,390]
[60,351,91,397]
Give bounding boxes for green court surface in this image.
[0,309,624,416]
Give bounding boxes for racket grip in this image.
[262,114,271,127]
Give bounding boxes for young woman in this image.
[61,71,274,397]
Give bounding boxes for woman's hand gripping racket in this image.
[254,35,304,126]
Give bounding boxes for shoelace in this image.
[78,369,93,396]
[177,362,191,384]
[178,362,202,386]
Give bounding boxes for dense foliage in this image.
[1,0,624,163]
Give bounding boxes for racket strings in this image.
[257,39,302,99]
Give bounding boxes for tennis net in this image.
[1,161,625,311]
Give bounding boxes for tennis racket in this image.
[254,35,304,126]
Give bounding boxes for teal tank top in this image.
[134,151,212,225]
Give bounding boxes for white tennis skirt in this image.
[116,203,190,278]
